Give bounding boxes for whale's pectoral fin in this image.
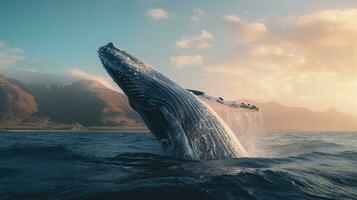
[160,107,197,160]
[187,89,259,112]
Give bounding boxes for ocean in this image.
[0,131,356,200]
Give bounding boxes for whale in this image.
[98,42,258,160]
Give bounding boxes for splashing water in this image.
[220,109,265,157]
[233,111,265,157]
[199,98,249,157]
[190,97,249,158]
[200,98,266,157]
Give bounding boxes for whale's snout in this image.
[103,42,116,49]
[98,42,158,112]
[99,42,129,70]
[99,42,144,66]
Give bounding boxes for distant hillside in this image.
[0,75,144,130]
[185,96,357,132]
[0,75,38,127]
[254,101,357,131]
[1,74,357,131]
[28,80,143,127]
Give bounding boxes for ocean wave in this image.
[0,145,91,162]
[1,132,357,200]
[66,168,356,200]
[261,139,347,158]
[288,150,357,163]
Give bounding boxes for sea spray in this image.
[201,99,266,157]
[221,110,264,156]
[238,112,265,157]
[195,97,249,157]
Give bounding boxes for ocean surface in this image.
[0,131,356,200]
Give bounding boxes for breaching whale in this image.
[98,42,258,160]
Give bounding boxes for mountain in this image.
[190,97,357,132]
[27,80,143,128]
[0,75,144,130]
[0,75,38,127]
[0,74,357,131]
[255,101,357,131]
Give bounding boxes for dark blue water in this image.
[0,131,356,200]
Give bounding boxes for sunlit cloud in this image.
[190,8,206,22]
[146,8,170,20]
[69,68,118,91]
[0,41,25,68]
[221,9,357,77]
[170,55,203,69]
[248,46,283,56]
[175,30,213,50]
[217,9,357,78]
[206,62,333,102]
[202,9,357,115]
[223,15,267,42]
[298,96,310,101]
[268,9,357,77]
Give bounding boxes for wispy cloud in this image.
[223,15,266,42]
[0,41,25,68]
[172,30,211,69]
[191,8,206,22]
[175,30,213,50]
[170,55,203,69]
[146,8,171,20]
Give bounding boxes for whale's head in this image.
[98,42,185,141]
[99,42,160,108]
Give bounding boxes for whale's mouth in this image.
[99,42,144,66]
[98,42,151,74]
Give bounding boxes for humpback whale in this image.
[98,42,258,160]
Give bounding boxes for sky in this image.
[1,0,357,115]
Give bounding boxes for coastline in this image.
[0,127,149,133]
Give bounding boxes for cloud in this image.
[205,62,334,102]
[201,9,357,115]
[269,9,357,76]
[175,38,191,49]
[175,30,214,50]
[0,41,25,68]
[219,9,357,77]
[191,8,206,22]
[69,68,118,91]
[223,15,267,42]
[223,15,241,23]
[248,45,283,56]
[170,55,203,69]
[146,8,170,20]
[172,31,210,69]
